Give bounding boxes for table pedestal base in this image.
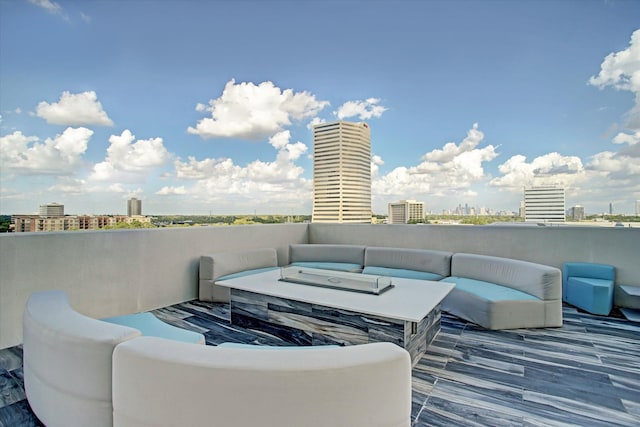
[230,288,440,366]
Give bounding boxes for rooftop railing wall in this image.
[1,223,638,349]
[0,224,308,349]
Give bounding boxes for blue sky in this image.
[1,0,639,216]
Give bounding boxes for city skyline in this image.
[1,1,639,215]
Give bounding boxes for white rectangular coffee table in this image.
[216,268,455,365]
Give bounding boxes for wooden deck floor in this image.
[1,302,639,426]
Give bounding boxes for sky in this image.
[1,0,639,216]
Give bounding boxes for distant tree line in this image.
[586,214,640,223]
[410,215,524,225]
[0,215,10,232]
[153,215,311,226]
[102,220,156,230]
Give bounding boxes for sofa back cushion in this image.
[364,247,452,278]
[112,337,411,427]
[450,253,561,300]
[562,262,615,282]
[289,244,365,265]
[200,248,278,281]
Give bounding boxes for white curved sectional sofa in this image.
[23,290,142,427]
[113,337,411,427]
[440,253,563,329]
[23,289,412,427]
[200,244,563,330]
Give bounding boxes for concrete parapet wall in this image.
[0,224,307,349]
[2,222,639,349]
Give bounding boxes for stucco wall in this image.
[0,224,308,349]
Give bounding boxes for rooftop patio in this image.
[1,301,639,426]
[0,223,639,425]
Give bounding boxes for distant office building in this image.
[636,200,640,216]
[388,200,424,224]
[127,198,142,216]
[524,185,565,223]
[609,203,613,215]
[312,121,371,223]
[569,205,585,221]
[39,203,64,217]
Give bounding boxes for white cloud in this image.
[47,177,86,195]
[90,161,118,181]
[165,129,310,208]
[0,127,93,174]
[174,131,307,186]
[589,29,640,92]
[106,130,170,171]
[490,152,585,190]
[335,98,387,120]
[187,79,329,140]
[421,124,485,163]
[156,186,187,195]
[585,31,640,207]
[175,157,242,181]
[612,129,640,146]
[589,29,640,140]
[268,131,307,161]
[268,130,290,150]
[371,154,384,177]
[307,116,326,129]
[170,154,312,207]
[105,183,127,193]
[373,123,497,198]
[27,0,68,20]
[486,148,640,211]
[587,150,640,179]
[36,91,114,126]
[90,130,171,181]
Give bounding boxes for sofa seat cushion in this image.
[567,277,613,289]
[565,276,614,316]
[440,277,552,330]
[362,266,443,281]
[441,277,539,301]
[290,261,363,273]
[217,266,279,281]
[102,313,205,345]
